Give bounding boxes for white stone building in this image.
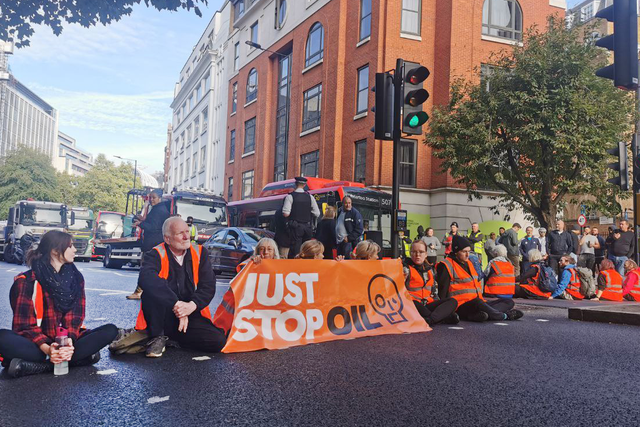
[53,131,94,176]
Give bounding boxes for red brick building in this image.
[224,0,566,233]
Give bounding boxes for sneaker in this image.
[7,358,54,378]
[70,352,101,368]
[126,291,142,300]
[113,328,135,343]
[145,336,168,358]
[467,311,489,322]
[442,312,460,325]
[505,309,524,321]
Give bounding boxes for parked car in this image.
[203,227,275,274]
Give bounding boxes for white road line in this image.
[7,268,16,272]
[100,293,126,296]
[448,327,464,330]
[114,272,137,277]
[97,369,117,375]
[494,323,509,326]
[148,396,170,404]
[85,288,130,293]
[192,356,211,361]
[536,319,550,322]
[93,318,107,321]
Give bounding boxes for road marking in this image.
[85,288,130,293]
[448,327,464,330]
[494,323,509,326]
[192,356,211,361]
[536,319,550,322]
[445,361,450,364]
[100,292,127,296]
[78,268,84,272]
[92,318,107,321]
[114,272,137,277]
[148,396,170,404]
[7,268,16,272]
[97,369,117,375]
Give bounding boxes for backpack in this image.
[538,264,558,293]
[575,267,596,298]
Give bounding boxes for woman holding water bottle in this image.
[0,230,118,378]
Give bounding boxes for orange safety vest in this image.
[520,265,552,299]
[600,269,623,302]
[135,242,213,330]
[14,274,44,326]
[439,258,484,305]
[626,269,640,302]
[212,290,235,336]
[564,268,583,300]
[484,260,515,296]
[405,265,435,304]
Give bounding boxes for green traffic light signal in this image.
[406,111,429,128]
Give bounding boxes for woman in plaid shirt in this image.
[0,230,118,378]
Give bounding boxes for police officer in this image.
[282,177,320,257]
[186,216,197,242]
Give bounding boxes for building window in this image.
[187,125,192,143]
[205,73,211,92]
[232,82,237,113]
[228,177,234,202]
[244,118,256,153]
[276,0,287,29]
[180,132,185,150]
[194,117,200,136]
[196,85,202,103]
[250,21,259,45]
[305,23,324,68]
[188,95,194,111]
[246,68,258,103]
[242,170,254,200]
[354,140,367,183]
[482,0,522,41]
[274,52,292,181]
[581,3,594,22]
[179,164,184,182]
[234,0,245,21]
[480,64,497,92]
[234,42,240,71]
[192,153,198,176]
[300,151,319,178]
[200,147,206,170]
[202,108,208,129]
[356,65,369,114]
[185,158,191,181]
[360,0,371,41]
[302,84,322,132]
[401,0,421,36]
[399,139,416,187]
[181,103,186,119]
[229,129,236,161]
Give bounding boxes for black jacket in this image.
[315,218,337,258]
[138,243,216,313]
[273,208,291,247]
[337,207,364,243]
[611,231,635,258]
[139,203,170,252]
[546,230,574,256]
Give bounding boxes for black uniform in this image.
[288,191,314,256]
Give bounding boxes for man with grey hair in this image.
[335,195,364,259]
[538,228,547,258]
[136,216,226,357]
[483,244,516,298]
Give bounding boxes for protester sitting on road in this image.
[483,244,516,298]
[295,239,326,260]
[436,235,523,322]
[315,206,337,260]
[354,240,381,260]
[421,227,441,265]
[135,217,226,357]
[552,255,583,300]
[0,230,118,378]
[249,237,281,266]
[404,240,459,326]
[622,260,640,302]
[593,259,624,301]
[515,249,552,300]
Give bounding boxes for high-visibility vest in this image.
[520,265,552,299]
[564,268,583,300]
[626,269,640,302]
[439,258,484,305]
[189,224,197,241]
[600,269,623,301]
[484,260,515,296]
[405,265,435,303]
[467,231,484,255]
[135,242,213,330]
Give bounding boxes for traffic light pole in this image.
[634,86,640,264]
[391,58,404,259]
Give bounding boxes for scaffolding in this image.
[0,41,14,158]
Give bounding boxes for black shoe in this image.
[70,352,101,368]
[146,336,168,358]
[7,358,54,378]
[505,309,524,321]
[442,312,460,325]
[467,311,489,322]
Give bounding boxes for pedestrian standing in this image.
[186,216,197,242]
[538,228,548,258]
[570,225,581,264]
[335,196,364,259]
[546,220,574,276]
[274,208,292,259]
[282,177,320,257]
[484,232,498,262]
[421,227,441,265]
[577,226,598,272]
[519,226,541,273]
[442,222,459,256]
[503,223,522,277]
[608,220,635,277]
[315,206,337,260]
[592,227,606,275]
[415,225,425,241]
[497,227,506,245]
[467,223,485,265]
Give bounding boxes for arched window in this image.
[246,68,258,103]
[482,0,522,41]
[305,22,324,68]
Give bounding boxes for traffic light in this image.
[594,0,639,90]
[371,72,395,141]
[607,141,629,191]
[401,61,430,135]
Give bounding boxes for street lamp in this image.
[245,40,287,58]
[114,155,137,189]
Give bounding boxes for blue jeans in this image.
[608,254,628,277]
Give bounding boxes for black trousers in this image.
[288,221,314,257]
[457,298,514,321]
[427,256,438,266]
[578,254,595,271]
[141,294,226,353]
[548,254,563,276]
[0,324,118,364]
[337,240,355,259]
[412,298,458,324]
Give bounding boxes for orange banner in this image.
[221,259,430,353]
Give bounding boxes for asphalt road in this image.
[0,260,639,427]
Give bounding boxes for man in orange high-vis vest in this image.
[436,235,523,322]
[137,217,226,358]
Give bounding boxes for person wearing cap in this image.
[186,216,198,242]
[282,177,320,257]
[335,195,364,259]
[442,222,459,256]
[546,220,574,276]
[436,235,523,322]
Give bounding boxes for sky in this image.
[8,1,225,175]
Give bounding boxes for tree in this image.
[425,17,636,229]
[1,0,208,47]
[73,154,135,213]
[0,146,63,219]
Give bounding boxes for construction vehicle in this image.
[99,187,227,269]
[67,207,94,262]
[91,211,126,260]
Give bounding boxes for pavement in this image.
[0,260,640,426]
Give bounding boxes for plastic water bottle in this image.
[53,327,69,376]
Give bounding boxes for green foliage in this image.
[73,154,134,213]
[0,146,63,220]
[426,17,636,229]
[1,0,208,47]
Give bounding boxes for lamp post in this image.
[114,155,137,189]
[245,41,288,58]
